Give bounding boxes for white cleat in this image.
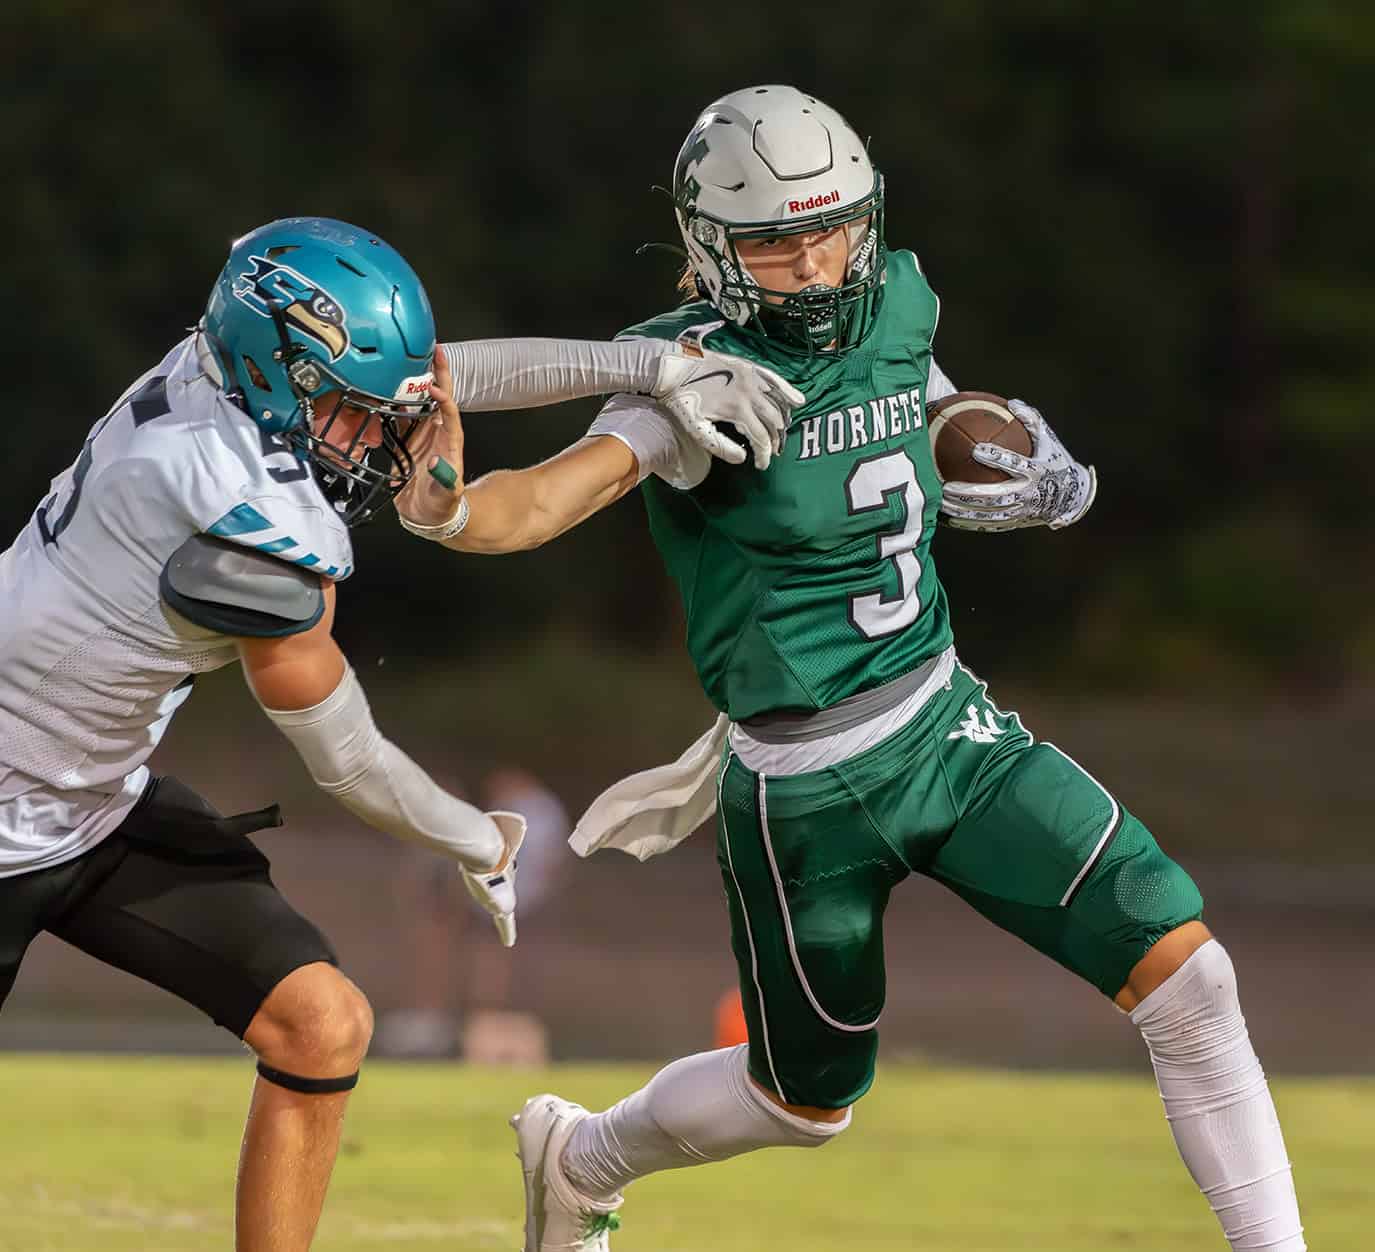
[511,1093,623,1251]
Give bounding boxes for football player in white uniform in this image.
[0,215,803,1250]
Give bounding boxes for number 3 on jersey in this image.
[844,450,924,640]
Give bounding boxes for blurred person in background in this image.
[0,212,801,1251]
[464,767,573,1064]
[377,766,572,1062]
[376,788,478,1060]
[396,87,1305,1252]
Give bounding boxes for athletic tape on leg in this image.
[256,1060,359,1095]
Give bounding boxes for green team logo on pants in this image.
[717,663,1203,1109]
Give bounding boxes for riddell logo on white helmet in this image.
[394,373,433,401]
[787,188,841,214]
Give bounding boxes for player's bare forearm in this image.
[236,582,347,710]
[443,436,639,554]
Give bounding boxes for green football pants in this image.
[717,661,1203,1109]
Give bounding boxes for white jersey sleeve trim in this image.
[927,357,957,404]
[899,248,943,356]
[586,393,711,490]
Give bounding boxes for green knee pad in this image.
[940,810,1204,996]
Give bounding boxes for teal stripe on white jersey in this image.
[207,502,273,536]
[207,502,350,579]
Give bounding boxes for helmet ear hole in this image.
[242,355,272,391]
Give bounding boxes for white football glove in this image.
[651,344,806,471]
[940,399,1097,532]
[461,810,526,947]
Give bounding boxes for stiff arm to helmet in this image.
[442,337,803,470]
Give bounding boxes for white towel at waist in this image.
[568,714,728,861]
[570,648,956,861]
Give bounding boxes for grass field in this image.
[0,1057,1367,1251]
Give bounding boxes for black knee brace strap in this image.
[256,1060,359,1095]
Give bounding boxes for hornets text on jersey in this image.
[606,248,952,720]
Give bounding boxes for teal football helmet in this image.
[202,217,437,526]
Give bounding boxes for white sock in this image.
[561,1045,847,1201]
[1131,939,1305,1251]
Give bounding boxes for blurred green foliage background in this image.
[2,1,1371,693]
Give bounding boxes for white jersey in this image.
[0,335,353,877]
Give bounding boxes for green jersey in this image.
[621,248,953,720]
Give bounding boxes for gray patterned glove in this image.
[940,399,1097,531]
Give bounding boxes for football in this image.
[927,391,1033,484]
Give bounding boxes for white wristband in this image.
[398,492,469,541]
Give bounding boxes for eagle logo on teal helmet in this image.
[231,256,349,362]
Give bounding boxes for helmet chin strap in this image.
[757,283,839,351]
[266,302,320,398]
[260,298,333,439]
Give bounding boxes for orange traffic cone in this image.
[713,986,749,1048]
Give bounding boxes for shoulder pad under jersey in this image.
[160,533,325,638]
[615,302,721,345]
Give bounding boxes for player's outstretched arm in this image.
[396,350,641,554]
[442,336,804,470]
[458,438,641,553]
[233,581,525,945]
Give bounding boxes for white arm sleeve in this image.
[442,337,669,411]
[259,665,502,871]
[587,393,712,490]
[927,357,958,404]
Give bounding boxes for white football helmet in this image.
[673,85,885,355]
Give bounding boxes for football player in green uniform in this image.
[398,86,1305,1252]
